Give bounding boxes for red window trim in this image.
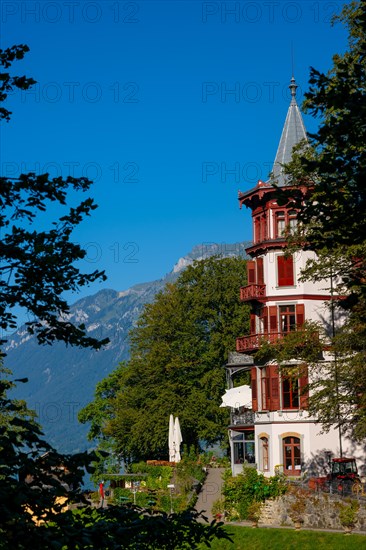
[272,208,299,239]
[247,260,256,284]
[282,377,299,409]
[251,368,258,412]
[253,214,267,243]
[257,257,264,285]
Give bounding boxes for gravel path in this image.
[194,467,225,522]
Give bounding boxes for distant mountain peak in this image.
[172,256,194,273]
[5,241,250,453]
[171,241,250,275]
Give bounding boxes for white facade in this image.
[227,78,365,479]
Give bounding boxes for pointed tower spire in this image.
[271,76,307,186]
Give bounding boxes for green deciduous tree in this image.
[80,256,249,464]
[0,43,104,546]
[0,45,233,548]
[279,1,366,441]
[284,1,366,251]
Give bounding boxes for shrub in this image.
[339,500,359,529]
[247,501,262,524]
[212,498,225,519]
[223,466,287,520]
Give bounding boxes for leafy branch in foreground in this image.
[0,371,232,550]
[0,45,108,349]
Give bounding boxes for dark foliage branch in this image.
[0,45,36,121]
[270,2,366,441]
[0,46,108,350]
[0,44,231,549]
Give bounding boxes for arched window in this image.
[283,436,301,475]
[260,436,269,471]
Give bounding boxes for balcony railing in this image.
[236,330,319,353]
[236,332,283,352]
[240,284,266,302]
[231,410,255,426]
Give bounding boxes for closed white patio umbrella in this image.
[173,417,182,463]
[168,414,175,462]
[168,415,183,462]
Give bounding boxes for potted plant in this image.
[247,501,262,528]
[339,501,359,534]
[288,489,307,530]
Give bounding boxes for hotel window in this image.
[282,377,299,409]
[283,436,301,475]
[260,437,269,471]
[261,368,270,410]
[251,368,258,412]
[233,431,255,464]
[274,209,298,238]
[275,211,286,237]
[254,214,267,243]
[279,305,296,333]
[264,304,305,335]
[260,306,268,334]
[261,214,267,242]
[288,210,297,234]
[254,217,260,243]
[277,255,294,286]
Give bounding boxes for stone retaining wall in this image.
[260,493,366,531]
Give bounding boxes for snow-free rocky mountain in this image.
[5,242,249,453]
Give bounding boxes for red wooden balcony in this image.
[236,332,282,352]
[240,284,266,302]
[236,330,319,353]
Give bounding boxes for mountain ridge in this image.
[5,242,250,453]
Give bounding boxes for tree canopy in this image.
[79,256,249,464]
[284,1,366,252]
[0,46,232,548]
[281,1,366,441]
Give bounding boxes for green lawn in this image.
[199,525,365,550]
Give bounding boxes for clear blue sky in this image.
[2,1,348,300]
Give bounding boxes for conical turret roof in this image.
[270,77,307,186]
